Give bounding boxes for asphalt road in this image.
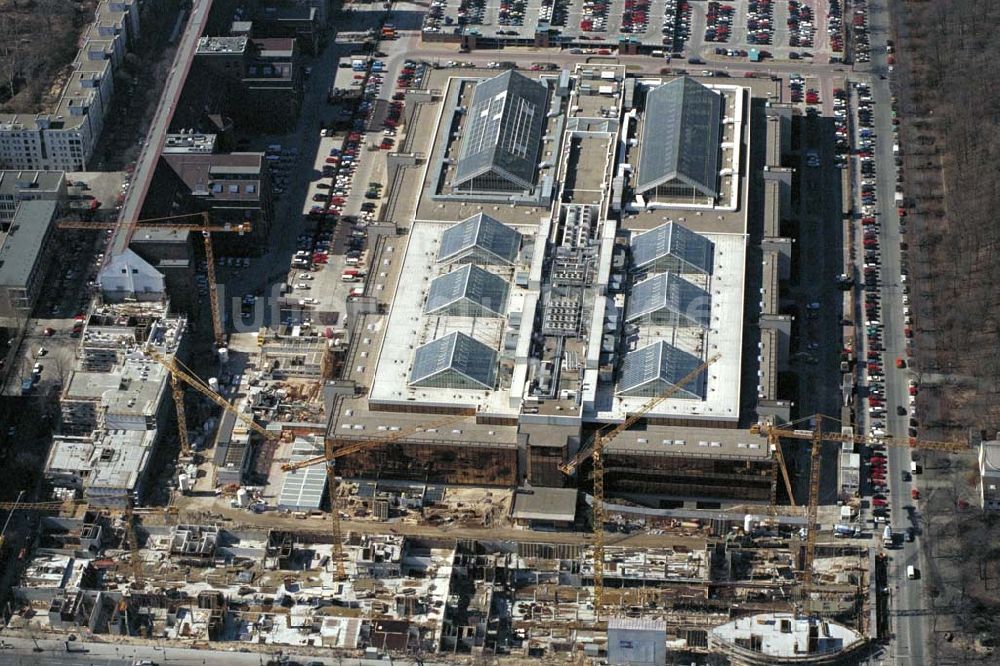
[862,0,929,660]
[112,0,215,256]
[0,636,434,665]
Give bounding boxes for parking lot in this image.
[216,8,430,337]
[689,0,842,62]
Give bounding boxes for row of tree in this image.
[892,0,1000,433]
[0,0,95,112]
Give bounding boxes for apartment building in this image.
[0,171,66,226]
[0,0,139,171]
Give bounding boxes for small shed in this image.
[511,487,578,528]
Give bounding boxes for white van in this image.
[906,565,917,579]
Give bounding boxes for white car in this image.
[295,283,311,290]
[297,273,314,280]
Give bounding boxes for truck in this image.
[882,525,894,547]
[834,524,859,538]
[351,58,366,71]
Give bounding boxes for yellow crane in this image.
[750,417,968,585]
[124,501,144,587]
[558,355,721,478]
[0,497,162,587]
[560,354,721,614]
[58,212,250,348]
[281,414,469,581]
[144,347,279,460]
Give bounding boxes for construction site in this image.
[0,60,974,666]
[6,503,880,663]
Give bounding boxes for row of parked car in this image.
[787,0,814,48]
[539,0,569,26]
[828,0,844,55]
[788,74,818,104]
[745,0,773,45]
[498,0,527,26]
[832,87,850,167]
[853,81,918,448]
[580,0,609,32]
[852,0,870,63]
[704,1,733,42]
[663,0,690,51]
[621,0,650,34]
[854,84,916,523]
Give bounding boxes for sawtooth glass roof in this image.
[636,77,722,198]
[277,439,328,510]
[618,341,706,398]
[409,331,499,390]
[437,213,522,265]
[453,70,548,192]
[424,264,510,317]
[626,272,711,327]
[631,222,714,274]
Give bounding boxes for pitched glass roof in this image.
[626,272,711,327]
[636,77,722,198]
[425,264,510,317]
[409,331,499,390]
[437,213,522,265]
[618,341,706,398]
[453,70,549,191]
[631,221,714,274]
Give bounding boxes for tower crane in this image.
[280,413,469,581]
[559,354,721,615]
[0,497,166,587]
[144,347,279,462]
[58,212,250,348]
[124,501,144,587]
[558,354,722,477]
[750,417,968,585]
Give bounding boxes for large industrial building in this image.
[328,65,794,508]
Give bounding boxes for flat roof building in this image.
[0,0,139,171]
[45,429,158,508]
[511,487,578,527]
[0,200,60,321]
[0,171,67,225]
